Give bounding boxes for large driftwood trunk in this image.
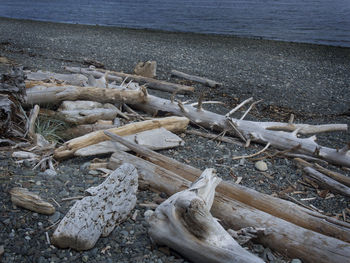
[52,163,138,251]
[105,132,350,243]
[146,168,264,263]
[131,94,350,167]
[54,116,189,159]
[108,151,350,263]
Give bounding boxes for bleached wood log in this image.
[25,82,146,106]
[26,104,40,139]
[54,116,189,159]
[171,69,222,88]
[303,167,350,197]
[105,132,350,243]
[75,127,183,157]
[25,70,88,86]
[52,163,138,250]
[131,94,350,167]
[109,151,350,263]
[10,187,55,215]
[65,66,195,94]
[146,168,264,263]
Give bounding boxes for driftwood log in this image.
[54,116,189,159]
[65,66,195,94]
[52,163,138,250]
[146,168,264,263]
[105,132,350,243]
[108,151,350,263]
[25,70,88,86]
[171,69,222,88]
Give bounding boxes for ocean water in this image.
[0,0,349,47]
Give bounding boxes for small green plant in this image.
[35,116,67,143]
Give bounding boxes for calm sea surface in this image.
[0,0,349,47]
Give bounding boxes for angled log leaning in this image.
[105,132,350,243]
[52,163,138,251]
[146,168,264,263]
[65,66,195,94]
[54,116,189,159]
[25,82,146,106]
[130,94,350,167]
[108,151,350,263]
[171,69,222,88]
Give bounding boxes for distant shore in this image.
[1,17,349,117]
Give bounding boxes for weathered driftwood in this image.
[25,70,88,86]
[295,158,350,187]
[65,66,195,94]
[186,129,244,146]
[105,132,350,243]
[75,127,183,157]
[134,61,157,78]
[63,123,117,139]
[26,104,40,139]
[131,94,350,167]
[54,116,189,159]
[64,66,123,82]
[109,151,350,263]
[303,167,350,197]
[25,82,146,106]
[146,168,264,263]
[171,69,222,88]
[10,187,55,215]
[52,163,138,250]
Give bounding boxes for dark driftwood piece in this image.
[104,132,350,243]
[171,69,222,88]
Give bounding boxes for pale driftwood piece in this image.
[12,151,38,159]
[131,94,350,167]
[10,187,55,215]
[54,116,189,159]
[26,104,40,139]
[146,168,264,263]
[171,69,222,88]
[75,127,184,157]
[64,66,123,82]
[303,167,350,197]
[65,66,194,94]
[25,70,88,86]
[52,163,138,251]
[25,82,146,106]
[134,61,157,78]
[225,97,253,117]
[105,133,350,243]
[295,158,350,187]
[57,101,119,125]
[185,129,244,146]
[109,151,350,263]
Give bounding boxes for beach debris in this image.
[171,69,222,88]
[146,168,264,263]
[25,70,88,86]
[10,187,55,215]
[52,163,138,251]
[83,58,105,69]
[255,160,268,171]
[134,60,157,78]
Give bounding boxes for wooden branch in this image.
[104,132,350,243]
[63,66,123,82]
[25,82,146,106]
[303,167,350,197]
[54,116,189,159]
[25,70,88,86]
[65,66,194,94]
[171,69,222,88]
[225,97,253,117]
[185,129,244,146]
[52,164,138,250]
[27,104,40,139]
[109,151,350,263]
[10,187,55,215]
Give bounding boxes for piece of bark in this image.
[105,132,350,243]
[54,116,189,159]
[108,151,350,263]
[146,168,264,263]
[171,69,222,88]
[25,70,88,86]
[75,127,184,157]
[65,66,194,94]
[303,167,350,197]
[52,163,138,251]
[130,94,350,167]
[10,187,55,215]
[134,61,157,78]
[25,82,146,106]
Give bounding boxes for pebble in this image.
[42,169,57,178]
[82,255,89,262]
[35,181,42,186]
[49,211,61,223]
[255,161,268,171]
[25,236,31,240]
[0,245,4,256]
[291,259,302,263]
[88,170,99,176]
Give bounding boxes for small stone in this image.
[121,230,129,237]
[80,162,91,171]
[25,235,31,240]
[35,181,42,186]
[32,213,39,217]
[49,211,61,223]
[255,161,268,171]
[291,259,302,263]
[38,222,43,227]
[252,244,264,253]
[43,169,57,178]
[88,170,99,176]
[82,255,89,262]
[0,245,4,256]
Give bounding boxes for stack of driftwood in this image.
[2,62,350,263]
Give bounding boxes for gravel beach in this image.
[0,17,349,263]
